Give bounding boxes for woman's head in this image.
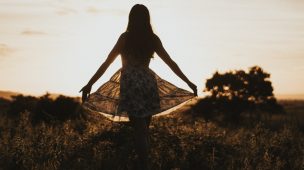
[123,4,155,59]
[126,4,153,33]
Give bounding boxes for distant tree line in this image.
[0,93,82,124]
[193,66,285,124]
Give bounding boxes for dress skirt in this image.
[83,67,194,121]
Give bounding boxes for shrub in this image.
[7,95,38,116]
[200,66,284,123]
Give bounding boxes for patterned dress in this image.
[83,60,194,121]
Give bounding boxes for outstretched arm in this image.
[80,34,125,102]
[154,35,197,96]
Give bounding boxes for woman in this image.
[80,4,197,169]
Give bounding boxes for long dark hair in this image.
[123,4,155,58]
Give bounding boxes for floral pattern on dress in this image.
[83,67,194,119]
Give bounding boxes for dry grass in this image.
[0,100,303,170]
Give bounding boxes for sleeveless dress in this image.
[83,35,195,121]
[83,64,194,121]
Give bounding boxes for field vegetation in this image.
[0,94,303,170]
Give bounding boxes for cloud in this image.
[86,6,126,16]
[21,29,47,36]
[86,7,102,14]
[56,7,78,16]
[0,43,14,56]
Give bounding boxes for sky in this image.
[0,0,304,97]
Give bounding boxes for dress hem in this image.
[83,97,196,122]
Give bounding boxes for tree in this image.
[0,97,11,114]
[34,94,81,122]
[52,95,80,120]
[8,95,38,116]
[33,93,54,123]
[200,66,283,123]
[6,93,82,124]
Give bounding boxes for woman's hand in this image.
[188,82,198,96]
[79,84,92,103]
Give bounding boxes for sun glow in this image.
[0,0,304,96]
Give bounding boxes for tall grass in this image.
[0,99,303,169]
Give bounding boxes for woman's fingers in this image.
[193,87,197,96]
[82,92,88,103]
[189,83,198,96]
[79,86,86,93]
[80,85,90,103]
[87,86,92,94]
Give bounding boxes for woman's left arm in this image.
[80,34,125,102]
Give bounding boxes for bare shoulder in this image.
[118,32,128,42]
[152,34,162,49]
[114,32,127,49]
[153,33,161,42]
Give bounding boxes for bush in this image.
[5,94,81,123]
[0,97,11,114]
[7,95,38,116]
[200,66,284,123]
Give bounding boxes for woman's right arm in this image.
[80,33,125,102]
[154,35,197,96]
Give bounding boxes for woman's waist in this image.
[121,63,150,70]
[120,65,154,77]
[121,57,150,68]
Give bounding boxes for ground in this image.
[0,98,303,170]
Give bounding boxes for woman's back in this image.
[120,32,156,69]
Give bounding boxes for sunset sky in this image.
[0,0,304,97]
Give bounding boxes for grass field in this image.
[0,98,303,170]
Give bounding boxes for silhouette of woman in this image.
[80,4,197,169]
